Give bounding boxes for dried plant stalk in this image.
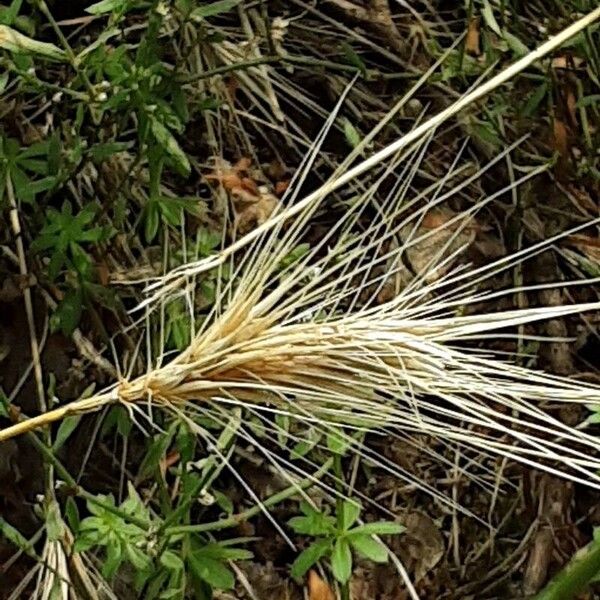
[2,8,600,497]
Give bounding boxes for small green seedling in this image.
[288,500,404,584]
[0,136,59,204]
[32,201,114,281]
[74,484,152,580]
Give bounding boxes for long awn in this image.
[3,7,600,514]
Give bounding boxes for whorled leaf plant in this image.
[2,7,600,519]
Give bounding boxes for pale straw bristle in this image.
[2,8,600,510]
[33,539,70,600]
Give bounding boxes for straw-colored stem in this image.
[0,393,114,443]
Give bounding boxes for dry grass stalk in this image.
[2,8,600,499]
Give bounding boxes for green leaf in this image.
[343,118,361,149]
[480,0,501,36]
[288,503,336,536]
[65,497,80,533]
[85,0,127,14]
[340,501,361,531]
[77,224,106,243]
[79,516,108,532]
[0,0,24,25]
[340,41,367,75]
[521,82,548,118]
[279,243,310,269]
[150,118,190,176]
[576,94,600,108]
[73,531,101,553]
[47,249,67,281]
[195,543,253,561]
[125,543,152,570]
[52,288,83,335]
[274,413,289,445]
[348,522,405,536]
[190,0,242,19]
[47,133,61,175]
[53,415,82,451]
[19,158,48,174]
[20,140,51,159]
[326,427,351,455]
[102,405,132,437]
[167,302,191,350]
[172,85,189,124]
[197,95,220,111]
[160,550,184,572]
[188,554,235,589]
[46,501,64,542]
[122,481,151,525]
[331,538,352,583]
[196,227,221,255]
[144,200,160,242]
[348,534,388,562]
[158,587,184,600]
[503,30,529,57]
[89,142,132,162]
[214,490,233,515]
[0,392,9,419]
[469,120,502,149]
[290,538,331,579]
[139,426,176,476]
[0,25,66,60]
[291,428,321,459]
[102,539,123,578]
[11,166,33,202]
[0,518,34,556]
[158,197,183,227]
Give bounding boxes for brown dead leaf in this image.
[396,512,444,582]
[421,210,452,230]
[553,118,570,158]
[206,158,280,234]
[564,185,597,214]
[0,274,32,302]
[231,186,261,206]
[222,172,246,192]
[240,176,259,196]
[566,234,600,249]
[235,157,252,172]
[524,476,580,594]
[206,170,245,194]
[206,157,258,196]
[267,159,287,180]
[523,528,554,595]
[566,88,578,128]
[551,55,584,70]
[235,192,279,235]
[235,562,301,600]
[159,451,180,478]
[97,262,110,287]
[206,159,263,207]
[275,180,290,196]
[402,208,477,282]
[308,570,335,600]
[565,234,600,261]
[465,17,480,56]
[224,75,239,101]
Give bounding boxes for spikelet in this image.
[2,8,600,507]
